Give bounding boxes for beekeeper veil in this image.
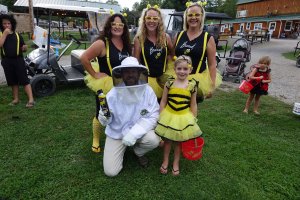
[112,57,148,104]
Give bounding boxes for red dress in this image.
[250,68,271,95]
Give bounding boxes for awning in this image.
[222,14,300,24]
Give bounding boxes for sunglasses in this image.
[145,16,160,22]
[111,22,124,28]
[187,13,202,18]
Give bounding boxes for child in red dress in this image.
[243,56,272,115]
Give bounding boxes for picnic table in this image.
[243,30,268,44]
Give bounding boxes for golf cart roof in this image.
[170,11,231,20]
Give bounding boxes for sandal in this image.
[172,168,180,176]
[160,165,168,174]
[243,109,248,114]
[25,101,35,108]
[253,111,260,115]
[8,101,19,106]
[92,146,101,153]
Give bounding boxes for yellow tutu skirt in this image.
[148,73,172,98]
[155,107,202,142]
[84,61,113,94]
[148,77,163,98]
[189,69,222,97]
[167,60,222,97]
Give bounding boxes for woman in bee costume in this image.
[133,4,174,99]
[80,13,131,153]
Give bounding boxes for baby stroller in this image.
[222,38,251,83]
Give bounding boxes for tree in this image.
[219,0,237,18]
[136,0,163,12]
[0,0,16,12]
[161,0,186,11]
[106,0,119,5]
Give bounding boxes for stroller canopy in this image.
[232,38,251,52]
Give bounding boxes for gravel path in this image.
[218,37,299,105]
[1,37,299,105]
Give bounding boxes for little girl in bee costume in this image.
[155,55,202,176]
[80,13,131,153]
[243,56,272,115]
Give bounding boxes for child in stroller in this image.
[222,38,251,83]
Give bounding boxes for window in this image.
[284,21,292,31]
[269,22,276,31]
[254,23,262,30]
[246,22,251,30]
[236,10,248,18]
[220,26,225,32]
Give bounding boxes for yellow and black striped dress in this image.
[155,79,202,142]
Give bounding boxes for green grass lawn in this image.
[282,51,298,61]
[0,85,299,199]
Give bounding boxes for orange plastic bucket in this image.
[181,137,204,160]
[239,80,254,94]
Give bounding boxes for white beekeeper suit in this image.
[98,57,160,177]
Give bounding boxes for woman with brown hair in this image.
[80,13,131,153]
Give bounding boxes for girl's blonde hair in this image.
[183,2,206,31]
[258,56,271,65]
[135,7,166,49]
[174,55,193,68]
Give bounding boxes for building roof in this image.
[237,0,260,5]
[14,0,121,13]
[221,14,300,24]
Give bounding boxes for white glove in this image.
[122,133,137,146]
[98,109,111,126]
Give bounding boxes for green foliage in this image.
[105,0,119,5]
[161,0,186,11]
[0,0,15,11]
[217,0,237,18]
[135,0,163,12]
[0,85,299,199]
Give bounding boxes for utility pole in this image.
[28,0,34,34]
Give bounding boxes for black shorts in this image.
[1,57,29,86]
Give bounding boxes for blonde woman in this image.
[174,1,222,100]
[133,5,174,98]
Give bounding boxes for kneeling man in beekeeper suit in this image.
[98,56,160,177]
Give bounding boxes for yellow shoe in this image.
[92,146,101,153]
[92,117,101,153]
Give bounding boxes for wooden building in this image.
[220,0,300,39]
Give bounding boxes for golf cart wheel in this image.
[30,74,56,97]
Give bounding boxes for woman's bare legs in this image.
[11,85,19,103]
